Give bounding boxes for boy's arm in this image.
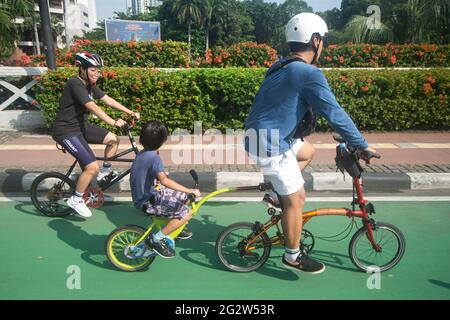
[157,172,193,194]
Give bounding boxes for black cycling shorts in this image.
[55,123,109,168]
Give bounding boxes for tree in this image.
[203,0,226,50]
[344,15,394,44]
[407,0,450,43]
[76,21,106,42]
[0,0,34,60]
[171,0,204,59]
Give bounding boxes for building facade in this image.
[130,0,161,16]
[17,0,97,54]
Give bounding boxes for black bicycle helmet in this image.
[75,52,104,68]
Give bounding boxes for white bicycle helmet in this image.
[286,12,328,43]
[75,52,104,68]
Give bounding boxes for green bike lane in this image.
[0,200,449,300]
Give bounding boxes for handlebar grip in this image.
[184,193,196,204]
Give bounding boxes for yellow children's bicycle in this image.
[105,169,246,272]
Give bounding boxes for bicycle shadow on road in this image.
[428,279,450,290]
[47,219,117,271]
[14,201,86,222]
[174,214,300,281]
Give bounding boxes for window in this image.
[84,23,89,28]
[83,12,88,17]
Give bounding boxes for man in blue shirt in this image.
[245,13,377,274]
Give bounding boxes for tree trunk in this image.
[188,20,192,61]
[34,22,41,55]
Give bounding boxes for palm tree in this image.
[203,0,226,50]
[407,0,450,43]
[171,0,204,59]
[344,15,394,44]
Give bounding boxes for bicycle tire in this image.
[349,222,406,272]
[105,225,155,272]
[215,222,272,273]
[30,172,76,217]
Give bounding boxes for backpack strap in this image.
[266,57,307,77]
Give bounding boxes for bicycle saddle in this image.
[262,194,282,210]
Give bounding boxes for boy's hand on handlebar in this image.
[114,119,127,127]
[189,189,201,198]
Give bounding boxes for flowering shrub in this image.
[34,67,449,133]
[320,43,450,67]
[30,40,190,68]
[195,42,278,68]
[29,40,277,68]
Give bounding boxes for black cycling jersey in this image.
[52,77,105,140]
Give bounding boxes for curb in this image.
[1,170,450,193]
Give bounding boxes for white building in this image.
[64,0,98,45]
[130,0,161,16]
[17,0,97,54]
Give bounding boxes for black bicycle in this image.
[30,120,140,217]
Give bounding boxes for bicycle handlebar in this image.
[333,133,381,161]
[185,169,199,204]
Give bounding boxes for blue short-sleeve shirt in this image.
[130,150,165,209]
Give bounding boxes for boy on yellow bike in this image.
[130,121,201,258]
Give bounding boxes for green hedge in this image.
[319,44,450,67]
[34,68,450,134]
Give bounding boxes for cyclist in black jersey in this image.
[52,52,140,218]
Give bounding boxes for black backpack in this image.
[266,57,318,140]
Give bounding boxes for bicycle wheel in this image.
[215,222,271,273]
[30,172,76,217]
[349,222,406,272]
[105,225,155,272]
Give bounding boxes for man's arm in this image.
[302,68,369,150]
[100,95,140,119]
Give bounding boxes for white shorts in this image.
[250,139,305,196]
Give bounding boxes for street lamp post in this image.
[38,0,56,70]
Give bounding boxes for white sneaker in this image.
[67,196,92,218]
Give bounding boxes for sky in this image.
[95,0,343,23]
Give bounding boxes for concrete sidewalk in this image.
[1,131,450,193]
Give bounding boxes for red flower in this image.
[423,83,433,95]
[339,56,345,64]
[390,55,397,65]
[361,86,369,92]
[135,98,141,102]
[425,74,437,85]
[328,44,337,49]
